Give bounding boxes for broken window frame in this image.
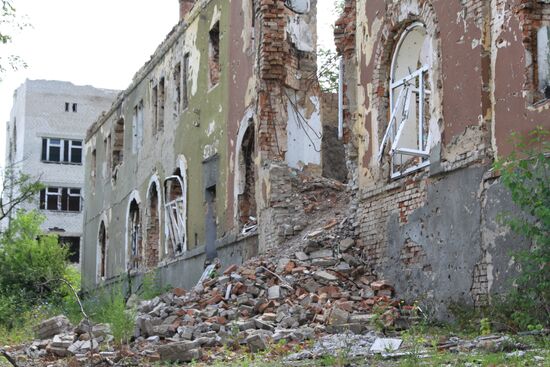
[39,187,81,212]
[378,22,431,179]
[164,175,187,256]
[537,25,550,100]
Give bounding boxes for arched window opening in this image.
[164,168,187,256]
[379,23,433,178]
[238,124,257,233]
[128,199,141,270]
[98,221,107,280]
[146,182,160,268]
[113,117,124,167]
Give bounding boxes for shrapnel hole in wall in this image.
[209,22,220,87]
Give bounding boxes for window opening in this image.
[182,54,190,110]
[238,124,257,233]
[72,103,77,112]
[159,77,165,131]
[113,117,124,167]
[128,199,141,270]
[65,102,70,112]
[98,221,107,279]
[146,182,160,268]
[91,148,97,191]
[40,187,81,212]
[537,26,550,99]
[209,22,220,87]
[152,85,158,132]
[42,138,82,164]
[174,62,182,113]
[164,171,187,256]
[105,135,112,175]
[378,23,432,178]
[59,236,80,263]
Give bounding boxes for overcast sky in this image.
[0,1,338,168]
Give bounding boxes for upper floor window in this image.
[132,100,144,153]
[65,102,78,112]
[41,138,83,164]
[209,22,220,87]
[379,23,433,178]
[39,187,81,212]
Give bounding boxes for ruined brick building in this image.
[82,0,549,319]
[81,0,341,289]
[335,0,550,318]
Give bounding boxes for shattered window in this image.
[379,23,432,178]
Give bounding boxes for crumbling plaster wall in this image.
[82,0,234,290]
[337,0,549,318]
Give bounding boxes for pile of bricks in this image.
[131,231,407,362]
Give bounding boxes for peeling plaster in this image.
[184,20,201,97]
[287,14,314,52]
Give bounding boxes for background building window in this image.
[40,187,82,212]
[41,138,83,164]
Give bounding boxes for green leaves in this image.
[493,126,550,329]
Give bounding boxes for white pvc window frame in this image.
[164,175,187,256]
[43,138,83,164]
[379,22,431,179]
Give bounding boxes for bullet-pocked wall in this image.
[81,0,329,291]
[336,0,550,319]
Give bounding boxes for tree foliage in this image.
[493,126,550,329]
[0,164,43,223]
[0,0,28,80]
[0,211,70,326]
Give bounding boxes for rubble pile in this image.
[23,316,116,362]
[130,229,408,362]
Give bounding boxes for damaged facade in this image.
[81,0,342,290]
[335,0,550,318]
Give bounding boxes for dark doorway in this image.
[59,236,80,263]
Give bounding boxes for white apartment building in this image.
[4,79,117,262]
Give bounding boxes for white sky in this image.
[0,0,338,168]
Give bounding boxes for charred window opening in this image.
[98,221,107,280]
[113,117,124,167]
[379,23,432,178]
[209,22,220,87]
[182,53,190,110]
[238,124,257,233]
[146,182,160,268]
[537,26,550,99]
[159,78,165,131]
[164,169,187,256]
[39,187,81,212]
[152,84,158,132]
[128,199,141,270]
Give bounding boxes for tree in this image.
[0,164,43,225]
[0,0,28,80]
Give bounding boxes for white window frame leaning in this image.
[378,22,431,179]
[164,175,187,256]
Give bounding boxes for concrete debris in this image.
[370,337,403,353]
[34,315,72,340]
